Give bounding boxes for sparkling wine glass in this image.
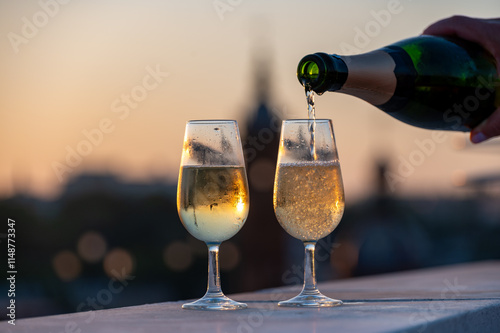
[273,119,345,307]
[177,120,249,310]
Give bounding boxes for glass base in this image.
[278,290,342,308]
[182,293,247,310]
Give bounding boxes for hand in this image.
[423,16,500,144]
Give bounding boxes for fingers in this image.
[423,16,487,47]
[425,15,500,144]
[470,107,500,143]
[423,15,468,35]
[424,16,500,74]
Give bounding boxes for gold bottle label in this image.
[339,50,397,106]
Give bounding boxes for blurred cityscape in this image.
[2,149,500,319]
[2,49,500,320]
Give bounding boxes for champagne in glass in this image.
[178,166,249,243]
[273,119,345,307]
[274,161,344,241]
[177,120,249,310]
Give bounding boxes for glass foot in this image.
[182,293,247,310]
[278,290,342,308]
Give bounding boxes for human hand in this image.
[423,16,500,144]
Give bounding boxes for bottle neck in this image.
[297,53,348,93]
[298,50,399,106]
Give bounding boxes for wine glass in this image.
[176,120,249,310]
[273,119,345,307]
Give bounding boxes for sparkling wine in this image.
[273,161,345,241]
[177,166,249,243]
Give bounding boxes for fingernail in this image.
[471,131,487,144]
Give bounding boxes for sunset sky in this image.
[1,0,499,202]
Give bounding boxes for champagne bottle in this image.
[297,35,499,131]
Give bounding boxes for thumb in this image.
[470,107,500,143]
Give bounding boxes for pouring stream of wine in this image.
[306,88,317,160]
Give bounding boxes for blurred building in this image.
[236,47,286,291]
[330,160,500,278]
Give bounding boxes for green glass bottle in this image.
[297,35,499,131]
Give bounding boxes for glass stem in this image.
[303,241,319,294]
[206,243,223,297]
